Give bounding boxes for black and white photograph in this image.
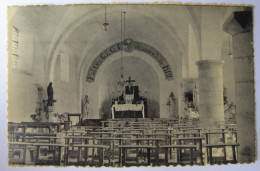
[3,1,258,169]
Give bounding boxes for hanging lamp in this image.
[103,5,109,31]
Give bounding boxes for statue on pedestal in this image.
[82,95,90,119]
[47,82,54,106]
[167,92,177,119]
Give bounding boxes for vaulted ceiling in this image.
[8,4,237,82]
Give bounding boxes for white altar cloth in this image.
[111,104,145,119]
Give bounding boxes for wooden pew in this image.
[174,137,205,165]
[205,143,239,164]
[33,143,68,165]
[8,142,34,164]
[202,130,228,163]
[70,144,109,166]
[118,145,156,166]
[130,137,164,165]
[160,144,197,166]
[95,137,127,165]
[64,136,94,164]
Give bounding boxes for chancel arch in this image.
[82,49,180,119]
[86,38,174,83]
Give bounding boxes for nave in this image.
[7,4,254,166]
[8,117,238,167]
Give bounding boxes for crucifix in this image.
[125,76,135,87]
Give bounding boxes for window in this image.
[12,26,19,68]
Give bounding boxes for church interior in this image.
[7,4,255,166]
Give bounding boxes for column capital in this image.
[223,11,252,35]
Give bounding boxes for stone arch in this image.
[86,38,174,83]
[81,49,178,119]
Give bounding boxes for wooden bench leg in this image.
[22,145,27,164]
[155,143,159,166]
[53,146,56,164]
[99,148,104,166]
[165,148,169,166]
[223,146,227,163]
[58,147,62,165]
[136,141,139,163]
[209,147,213,165]
[84,147,89,164]
[77,147,82,163]
[147,148,151,165]
[199,140,203,165]
[35,146,40,164]
[64,146,68,166]
[223,133,226,163]
[29,149,35,163]
[190,147,194,165]
[232,145,237,163]
[169,148,172,160]
[112,140,115,166]
[119,147,122,166]
[91,148,95,164]
[179,148,183,165]
[122,148,126,166]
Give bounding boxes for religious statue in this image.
[167,92,177,119]
[82,95,90,119]
[223,87,228,106]
[47,82,54,106]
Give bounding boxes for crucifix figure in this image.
[126,76,135,87]
[125,76,135,95]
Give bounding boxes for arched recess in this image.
[99,56,160,119]
[86,38,174,83]
[81,50,179,119]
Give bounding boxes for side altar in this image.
[111,76,147,119]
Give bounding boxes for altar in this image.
[111,104,145,119]
[111,76,147,119]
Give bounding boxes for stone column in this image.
[223,11,255,163]
[196,60,225,127]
